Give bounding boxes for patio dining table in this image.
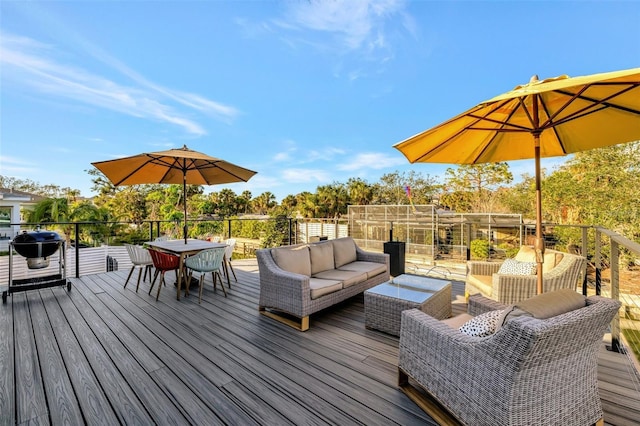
[146,238,229,300]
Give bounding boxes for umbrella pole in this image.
[534,134,544,294]
[183,175,188,244]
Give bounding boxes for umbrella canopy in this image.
[92,145,257,243]
[394,67,640,293]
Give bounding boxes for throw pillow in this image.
[497,258,536,275]
[459,310,504,337]
[515,245,536,263]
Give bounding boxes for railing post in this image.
[227,219,232,239]
[75,222,80,278]
[288,218,293,245]
[609,239,623,353]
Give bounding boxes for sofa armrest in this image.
[467,260,501,276]
[491,273,538,304]
[256,249,310,310]
[467,294,509,316]
[355,246,390,266]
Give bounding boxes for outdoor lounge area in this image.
[1,257,640,425]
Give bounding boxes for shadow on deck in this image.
[1,259,639,425]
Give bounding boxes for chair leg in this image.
[214,271,227,297]
[228,262,237,283]
[136,267,143,292]
[124,266,135,289]
[143,265,152,282]
[156,273,164,301]
[198,275,205,304]
[148,272,158,295]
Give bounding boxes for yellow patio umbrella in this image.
[394,67,640,294]
[92,145,257,244]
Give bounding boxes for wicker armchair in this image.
[398,293,621,426]
[465,248,587,304]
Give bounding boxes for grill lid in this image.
[13,230,63,260]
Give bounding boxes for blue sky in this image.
[1,0,639,202]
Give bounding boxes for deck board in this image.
[1,259,639,425]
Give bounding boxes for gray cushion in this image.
[441,313,473,329]
[309,278,342,300]
[500,288,587,326]
[309,242,335,275]
[271,245,311,276]
[312,269,366,288]
[332,237,358,268]
[338,261,386,279]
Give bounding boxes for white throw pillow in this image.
[459,310,504,337]
[497,258,536,275]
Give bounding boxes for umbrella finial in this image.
[530,74,539,83]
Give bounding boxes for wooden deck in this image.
[1,259,640,425]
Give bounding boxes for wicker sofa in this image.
[465,246,587,304]
[256,237,389,331]
[398,290,621,426]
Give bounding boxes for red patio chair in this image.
[148,249,180,301]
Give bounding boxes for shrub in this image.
[470,239,490,260]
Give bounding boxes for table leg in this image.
[177,254,185,300]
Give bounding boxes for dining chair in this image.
[184,247,227,303]
[223,238,237,286]
[147,249,181,301]
[124,244,153,292]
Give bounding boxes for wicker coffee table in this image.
[364,274,452,336]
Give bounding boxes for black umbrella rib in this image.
[206,160,252,182]
[413,101,512,163]
[113,158,154,186]
[553,85,640,117]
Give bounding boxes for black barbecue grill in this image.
[2,229,71,303]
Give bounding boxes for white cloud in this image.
[284,0,405,52]
[281,168,332,183]
[0,155,38,175]
[0,31,238,135]
[337,152,407,171]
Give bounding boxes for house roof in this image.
[0,188,47,203]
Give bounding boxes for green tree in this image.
[252,192,276,215]
[346,177,374,205]
[373,171,439,205]
[443,163,513,212]
[316,183,348,218]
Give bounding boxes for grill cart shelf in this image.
[3,231,71,304]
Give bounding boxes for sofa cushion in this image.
[309,278,342,300]
[338,261,386,279]
[466,274,493,296]
[459,310,503,337]
[497,258,536,275]
[312,269,367,288]
[515,245,536,262]
[332,237,358,268]
[271,245,311,276]
[500,288,587,326]
[441,313,473,329]
[310,242,335,275]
